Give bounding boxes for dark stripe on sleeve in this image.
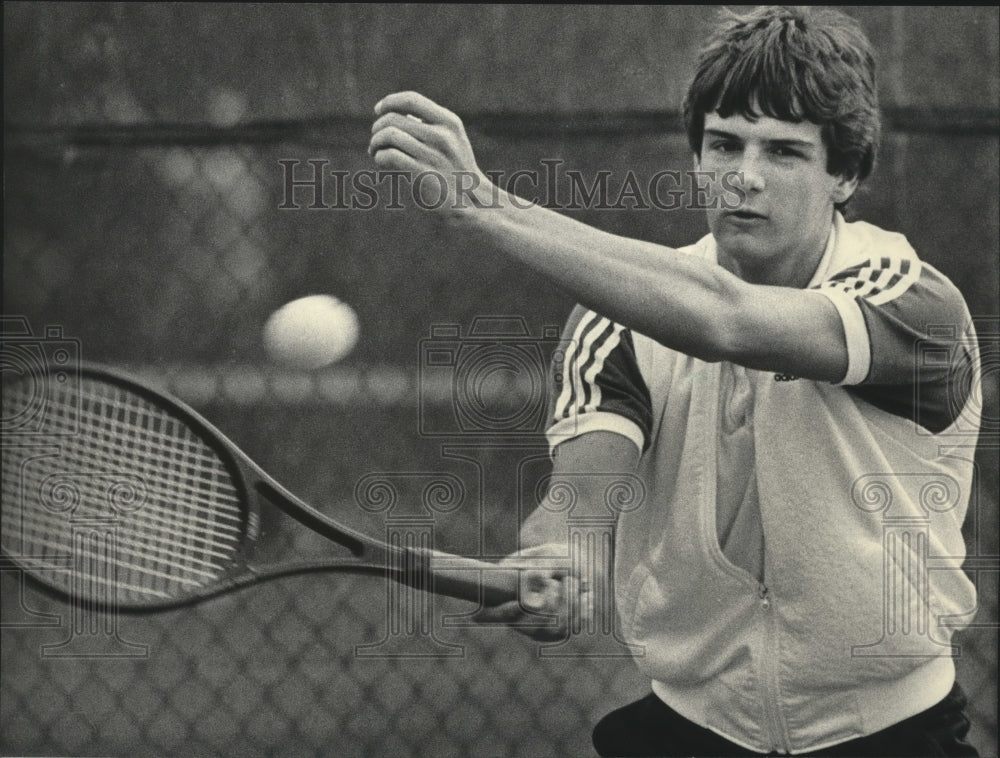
[547,305,654,449]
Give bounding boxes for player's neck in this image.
[718,226,833,289]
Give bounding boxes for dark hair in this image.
[683,6,880,202]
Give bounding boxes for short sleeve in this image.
[811,256,976,433]
[546,305,653,453]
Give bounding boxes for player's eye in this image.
[709,140,739,153]
[771,146,803,158]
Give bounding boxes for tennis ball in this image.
[263,295,360,369]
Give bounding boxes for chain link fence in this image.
[3,5,998,757]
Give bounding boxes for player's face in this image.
[696,111,858,287]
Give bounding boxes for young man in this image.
[369,6,982,756]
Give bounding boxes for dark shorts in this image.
[591,683,978,757]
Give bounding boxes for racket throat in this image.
[252,480,366,557]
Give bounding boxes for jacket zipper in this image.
[759,585,791,754]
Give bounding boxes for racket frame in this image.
[1,362,522,612]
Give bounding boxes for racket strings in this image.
[2,375,244,603]
[11,389,242,541]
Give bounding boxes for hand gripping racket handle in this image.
[423,549,521,606]
[424,551,571,606]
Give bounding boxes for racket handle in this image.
[422,550,521,606]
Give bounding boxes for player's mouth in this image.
[723,209,768,223]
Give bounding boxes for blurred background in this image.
[3,4,997,757]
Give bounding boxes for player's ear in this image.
[831,173,859,205]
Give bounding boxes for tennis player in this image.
[369,6,982,756]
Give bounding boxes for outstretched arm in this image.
[369,91,850,382]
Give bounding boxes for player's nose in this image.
[736,151,767,193]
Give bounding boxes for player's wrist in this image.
[456,181,535,243]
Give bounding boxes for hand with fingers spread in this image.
[369,91,496,218]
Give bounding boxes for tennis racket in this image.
[0,362,528,612]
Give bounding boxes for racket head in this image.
[2,362,521,612]
[1,362,258,610]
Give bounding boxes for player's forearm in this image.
[519,499,571,555]
[467,187,740,362]
[519,431,641,555]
